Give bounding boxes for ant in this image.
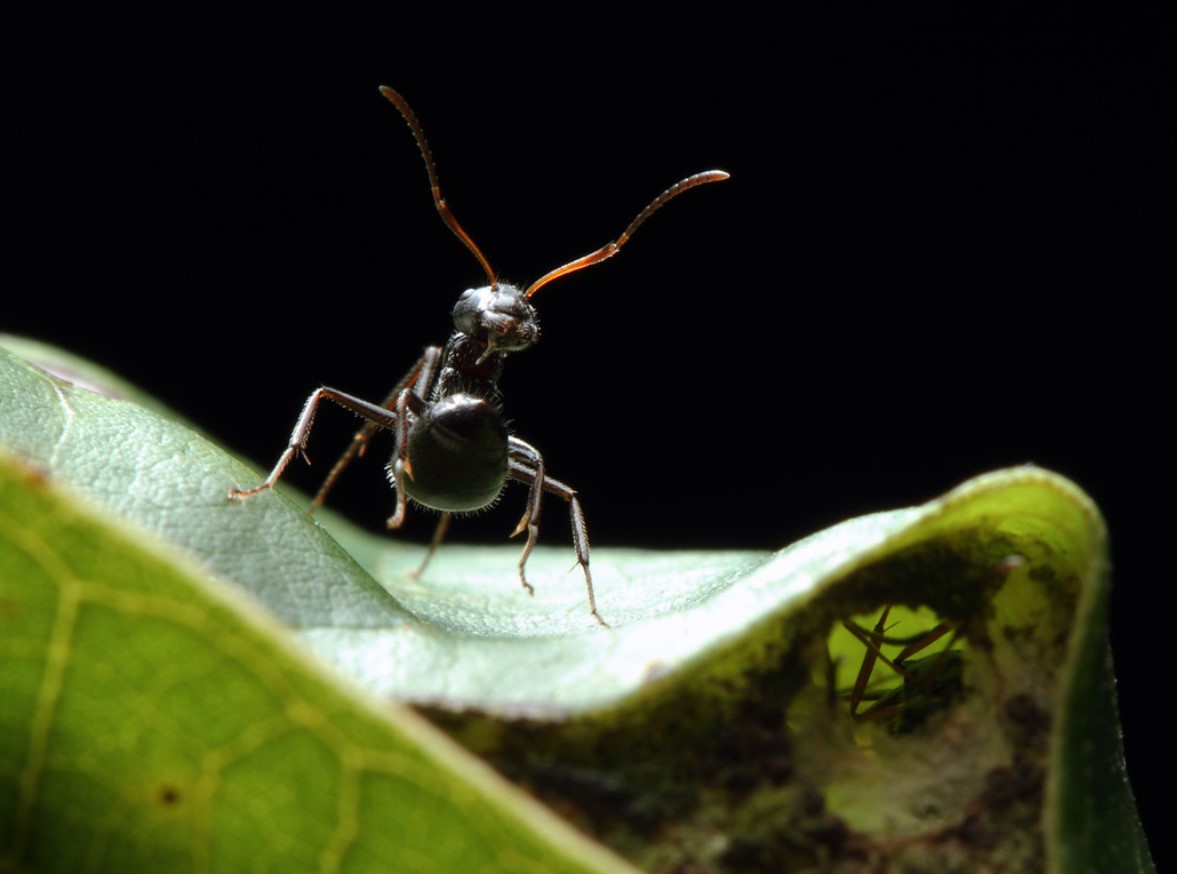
[229,86,728,627]
[839,606,962,733]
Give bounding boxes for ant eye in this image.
[452,289,489,336]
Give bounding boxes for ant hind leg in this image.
[508,437,605,626]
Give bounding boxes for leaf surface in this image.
[0,341,1153,872]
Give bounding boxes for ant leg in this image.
[311,347,442,511]
[507,437,545,596]
[508,439,605,626]
[546,474,602,626]
[229,389,323,500]
[844,606,893,718]
[383,387,421,531]
[229,386,419,501]
[894,623,959,698]
[893,622,953,661]
[408,512,452,578]
[842,609,957,721]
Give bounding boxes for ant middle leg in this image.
[841,607,956,722]
[311,347,443,511]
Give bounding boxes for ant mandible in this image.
[230,86,728,626]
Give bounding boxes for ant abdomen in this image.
[403,395,509,513]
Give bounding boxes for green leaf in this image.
[0,430,634,868]
[0,341,1154,872]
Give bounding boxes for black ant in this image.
[839,605,963,733]
[229,87,728,627]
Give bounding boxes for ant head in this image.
[452,284,540,359]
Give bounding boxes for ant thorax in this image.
[432,332,507,405]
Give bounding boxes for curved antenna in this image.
[378,86,497,288]
[525,170,730,299]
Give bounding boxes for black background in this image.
[8,5,1168,863]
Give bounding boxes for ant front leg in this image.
[382,384,427,532]
[508,437,605,626]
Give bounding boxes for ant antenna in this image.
[379,86,498,288]
[525,170,730,298]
